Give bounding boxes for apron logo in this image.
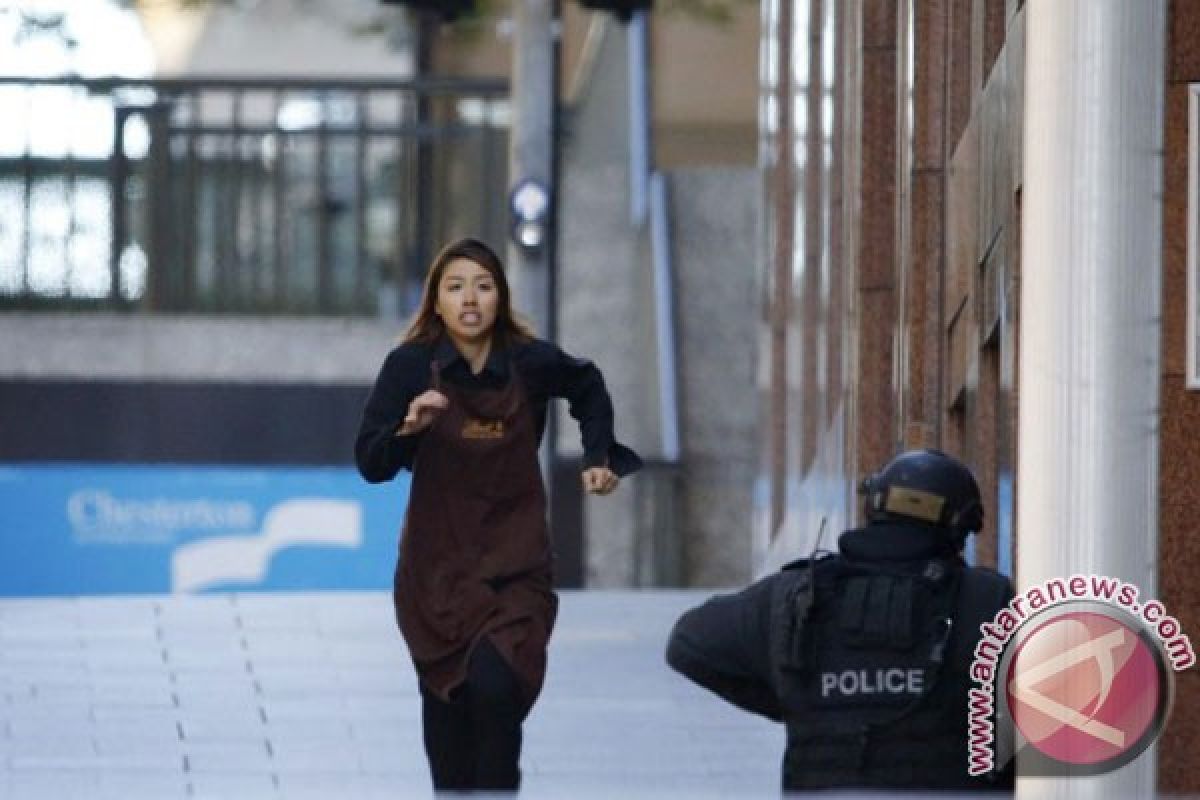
[462,418,506,439]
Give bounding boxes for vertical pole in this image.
[801,0,825,472]
[414,12,436,292]
[183,93,199,310]
[769,0,795,539]
[316,89,333,314]
[548,1,562,345]
[272,89,288,311]
[1018,1,1165,797]
[110,106,129,305]
[229,90,245,310]
[629,11,650,226]
[145,101,173,311]
[19,90,34,298]
[354,90,370,313]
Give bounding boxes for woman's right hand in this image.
[396,389,449,436]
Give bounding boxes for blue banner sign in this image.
[0,464,409,596]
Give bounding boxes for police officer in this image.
[666,449,1015,792]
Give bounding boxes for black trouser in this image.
[420,637,531,792]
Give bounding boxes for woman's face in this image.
[436,257,500,344]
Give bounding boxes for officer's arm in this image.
[665,576,783,722]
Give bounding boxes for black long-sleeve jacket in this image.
[666,525,1017,791]
[355,334,642,483]
[666,572,785,721]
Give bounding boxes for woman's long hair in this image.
[402,237,535,347]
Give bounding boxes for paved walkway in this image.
[0,590,783,799]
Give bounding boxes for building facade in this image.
[758,0,1197,792]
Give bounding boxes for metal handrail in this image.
[0,75,507,94]
[650,171,680,463]
[0,74,510,315]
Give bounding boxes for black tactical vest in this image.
[768,551,1010,791]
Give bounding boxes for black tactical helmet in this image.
[860,449,984,537]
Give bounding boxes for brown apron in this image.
[393,358,557,706]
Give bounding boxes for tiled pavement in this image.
[0,590,783,799]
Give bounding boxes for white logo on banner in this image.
[68,490,255,543]
[170,498,362,593]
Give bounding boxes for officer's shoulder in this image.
[780,552,837,572]
[963,563,1011,585]
[961,564,1015,605]
[775,553,839,591]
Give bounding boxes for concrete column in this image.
[1018,1,1166,797]
[508,0,556,337]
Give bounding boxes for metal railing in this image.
[0,75,509,315]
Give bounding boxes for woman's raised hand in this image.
[582,466,619,496]
[397,390,449,436]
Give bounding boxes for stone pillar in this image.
[1018,1,1166,796]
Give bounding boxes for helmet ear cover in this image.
[948,496,983,535]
